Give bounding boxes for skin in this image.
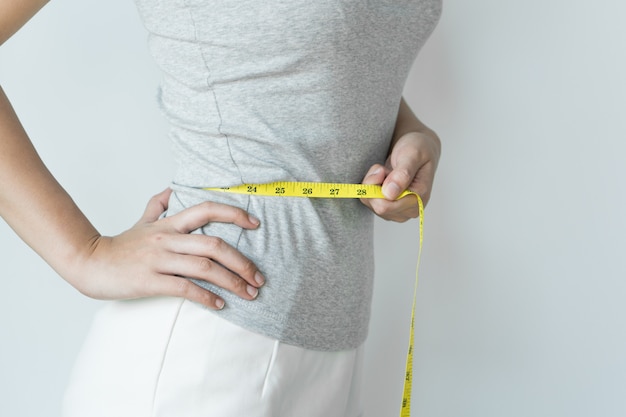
[0,0,439,309]
[361,98,441,222]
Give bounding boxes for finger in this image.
[412,160,437,206]
[165,233,265,288]
[359,164,388,210]
[146,274,226,310]
[138,188,172,224]
[381,152,420,200]
[165,201,261,234]
[367,195,420,222]
[361,164,388,185]
[157,252,261,301]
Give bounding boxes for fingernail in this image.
[215,299,225,310]
[255,272,265,286]
[247,285,259,299]
[382,182,401,199]
[248,215,260,226]
[366,167,382,177]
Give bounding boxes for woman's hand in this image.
[360,130,440,222]
[72,189,264,310]
[2,1,264,311]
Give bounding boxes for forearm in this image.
[390,97,440,153]
[0,0,49,45]
[0,85,100,282]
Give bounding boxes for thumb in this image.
[138,188,172,224]
[381,156,419,200]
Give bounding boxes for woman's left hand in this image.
[360,131,440,222]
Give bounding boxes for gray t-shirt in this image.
[134,0,441,350]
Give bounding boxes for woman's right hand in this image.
[72,189,265,310]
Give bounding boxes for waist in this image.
[168,126,390,192]
[167,183,376,350]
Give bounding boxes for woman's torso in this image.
[133,0,442,350]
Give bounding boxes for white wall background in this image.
[1,0,625,416]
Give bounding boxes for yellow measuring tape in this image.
[205,181,424,416]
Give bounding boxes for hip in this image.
[63,296,364,417]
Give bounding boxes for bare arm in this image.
[0,86,103,280]
[1,0,97,276]
[360,97,441,221]
[0,0,49,45]
[0,1,265,308]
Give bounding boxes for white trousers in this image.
[63,297,364,417]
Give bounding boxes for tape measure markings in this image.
[203,181,415,200]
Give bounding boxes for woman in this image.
[0,0,442,416]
